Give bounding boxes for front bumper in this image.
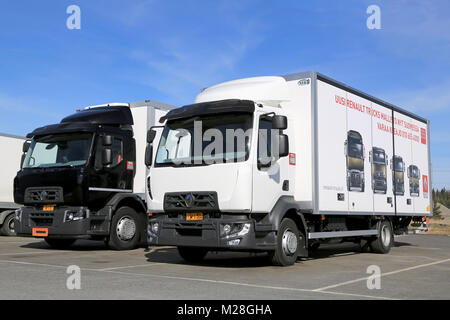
[148,214,276,251]
[15,206,111,239]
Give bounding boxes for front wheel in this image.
[1,213,16,236]
[268,218,301,266]
[370,220,394,254]
[108,206,142,250]
[177,246,209,263]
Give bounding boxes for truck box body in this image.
[0,133,25,235]
[124,101,175,197]
[195,71,432,217]
[0,133,25,207]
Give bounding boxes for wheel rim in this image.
[116,216,136,241]
[8,217,14,233]
[282,229,298,256]
[381,224,391,247]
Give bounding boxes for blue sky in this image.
[0,0,449,189]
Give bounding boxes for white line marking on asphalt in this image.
[0,259,393,300]
[97,263,169,271]
[0,251,60,256]
[313,258,450,292]
[102,269,395,300]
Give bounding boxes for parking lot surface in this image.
[0,235,449,300]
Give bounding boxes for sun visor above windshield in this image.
[159,99,255,123]
[26,122,99,138]
[61,106,134,126]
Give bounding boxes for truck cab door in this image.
[252,115,289,213]
[90,134,135,194]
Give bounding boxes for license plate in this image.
[32,228,48,237]
[42,205,54,212]
[186,212,203,221]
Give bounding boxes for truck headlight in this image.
[220,223,251,239]
[64,209,89,222]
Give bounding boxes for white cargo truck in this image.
[146,71,432,266]
[0,133,25,235]
[14,100,176,249]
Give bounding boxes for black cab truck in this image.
[14,101,175,249]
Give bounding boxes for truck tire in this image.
[108,206,141,250]
[370,220,394,254]
[45,238,76,249]
[268,218,300,266]
[1,213,16,236]
[177,246,208,263]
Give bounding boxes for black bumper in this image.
[15,206,111,239]
[148,214,277,251]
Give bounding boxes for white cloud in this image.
[381,80,450,113]
[127,2,266,104]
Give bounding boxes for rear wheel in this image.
[268,218,301,266]
[1,213,16,236]
[370,220,394,254]
[108,206,142,250]
[45,238,76,249]
[177,246,209,263]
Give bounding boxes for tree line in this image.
[432,188,450,219]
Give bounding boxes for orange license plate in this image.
[32,228,48,237]
[186,212,203,221]
[42,205,54,212]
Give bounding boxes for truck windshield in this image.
[410,166,419,177]
[373,151,385,164]
[23,133,93,168]
[348,136,363,159]
[156,113,253,166]
[394,158,404,172]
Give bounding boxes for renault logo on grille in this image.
[39,191,48,201]
[184,193,194,207]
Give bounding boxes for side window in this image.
[94,136,123,169]
[258,118,273,169]
[110,138,123,167]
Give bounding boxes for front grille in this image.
[30,213,54,227]
[164,192,219,212]
[350,173,360,186]
[24,187,64,204]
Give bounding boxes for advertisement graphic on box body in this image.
[345,130,365,193]
[370,147,388,194]
[408,165,420,197]
[392,155,405,197]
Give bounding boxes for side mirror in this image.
[103,135,112,146]
[344,141,348,156]
[279,134,289,157]
[20,154,26,169]
[145,145,153,167]
[22,141,30,153]
[147,130,157,144]
[272,115,288,130]
[102,148,112,167]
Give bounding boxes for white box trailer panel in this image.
[129,100,177,197]
[309,73,431,217]
[0,133,25,208]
